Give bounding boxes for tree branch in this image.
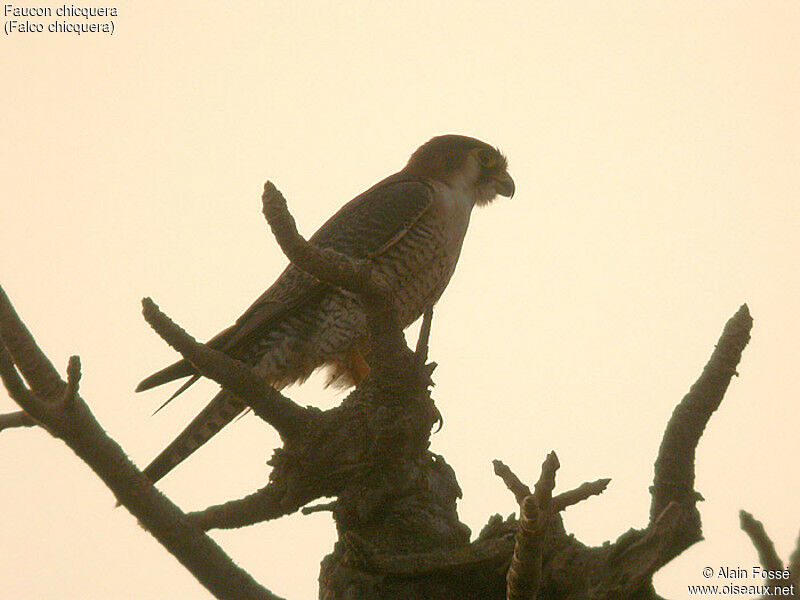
[0,286,65,399]
[261,181,410,373]
[552,478,611,511]
[506,452,558,600]
[261,181,389,304]
[651,304,752,522]
[609,500,698,589]
[506,496,543,600]
[493,459,532,505]
[141,297,308,440]
[0,285,285,600]
[493,458,609,512]
[301,500,337,515]
[0,409,35,431]
[344,531,514,576]
[187,485,300,531]
[740,511,784,579]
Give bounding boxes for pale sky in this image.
[1,2,798,599]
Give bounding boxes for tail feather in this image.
[136,358,196,393]
[142,390,246,484]
[152,375,201,415]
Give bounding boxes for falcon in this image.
[137,134,514,483]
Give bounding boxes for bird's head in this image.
[404,134,514,206]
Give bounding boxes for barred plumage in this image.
[138,135,514,484]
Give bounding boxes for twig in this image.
[651,304,752,522]
[301,500,337,515]
[494,458,609,512]
[0,410,36,431]
[493,459,532,505]
[141,297,307,439]
[531,451,558,509]
[188,485,299,531]
[740,511,784,578]
[62,355,81,409]
[552,478,611,511]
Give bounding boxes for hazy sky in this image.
[2,2,798,599]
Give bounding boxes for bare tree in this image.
[1,182,797,599]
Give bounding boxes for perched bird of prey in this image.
[137,134,514,483]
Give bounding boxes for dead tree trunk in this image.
[1,181,797,599]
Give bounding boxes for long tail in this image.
[142,390,246,484]
[136,358,195,393]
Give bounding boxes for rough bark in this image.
[0,287,284,600]
[1,179,792,599]
[739,511,800,599]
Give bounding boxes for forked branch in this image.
[506,452,558,600]
[493,458,610,512]
[0,285,284,600]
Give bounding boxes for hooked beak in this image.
[493,171,515,198]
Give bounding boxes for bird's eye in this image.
[476,148,497,168]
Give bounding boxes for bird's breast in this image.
[371,183,475,326]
